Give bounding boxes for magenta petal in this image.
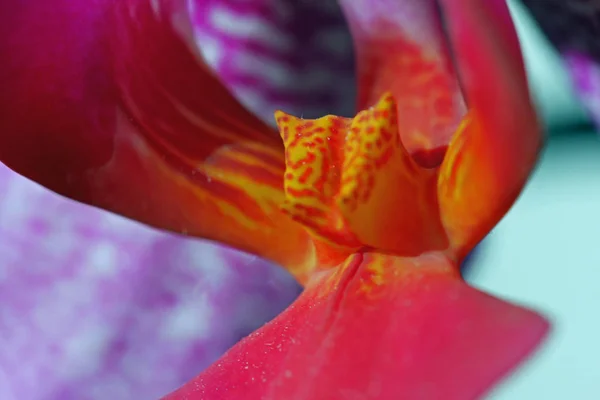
[0,1,314,268]
[0,0,117,190]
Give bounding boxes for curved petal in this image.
[0,0,313,280]
[437,0,543,258]
[165,252,548,400]
[338,0,466,165]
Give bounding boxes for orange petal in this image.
[338,0,466,164]
[437,0,543,257]
[165,252,548,400]
[0,0,312,280]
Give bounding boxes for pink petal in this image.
[338,0,467,163]
[165,252,548,400]
[0,0,312,273]
[436,0,543,257]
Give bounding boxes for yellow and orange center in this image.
[275,93,450,269]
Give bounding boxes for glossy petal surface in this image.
[435,0,542,258]
[0,0,312,279]
[166,252,548,400]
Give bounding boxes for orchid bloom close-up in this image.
[0,0,549,399]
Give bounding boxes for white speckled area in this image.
[189,0,356,121]
[0,162,301,399]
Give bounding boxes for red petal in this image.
[437,0,543,257]
[338,0,466,161]
[0,0,312,279]
[165,252,548,400]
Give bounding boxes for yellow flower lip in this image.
[275,93,449,266]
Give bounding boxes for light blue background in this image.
[468,2,600,398]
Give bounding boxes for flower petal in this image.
[164,252,548,400]
[338,0,466,164]
[436,0,543,258]
[0,0,313,280]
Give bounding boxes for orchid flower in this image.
[0,0,549,399]
[0,2,343,398]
